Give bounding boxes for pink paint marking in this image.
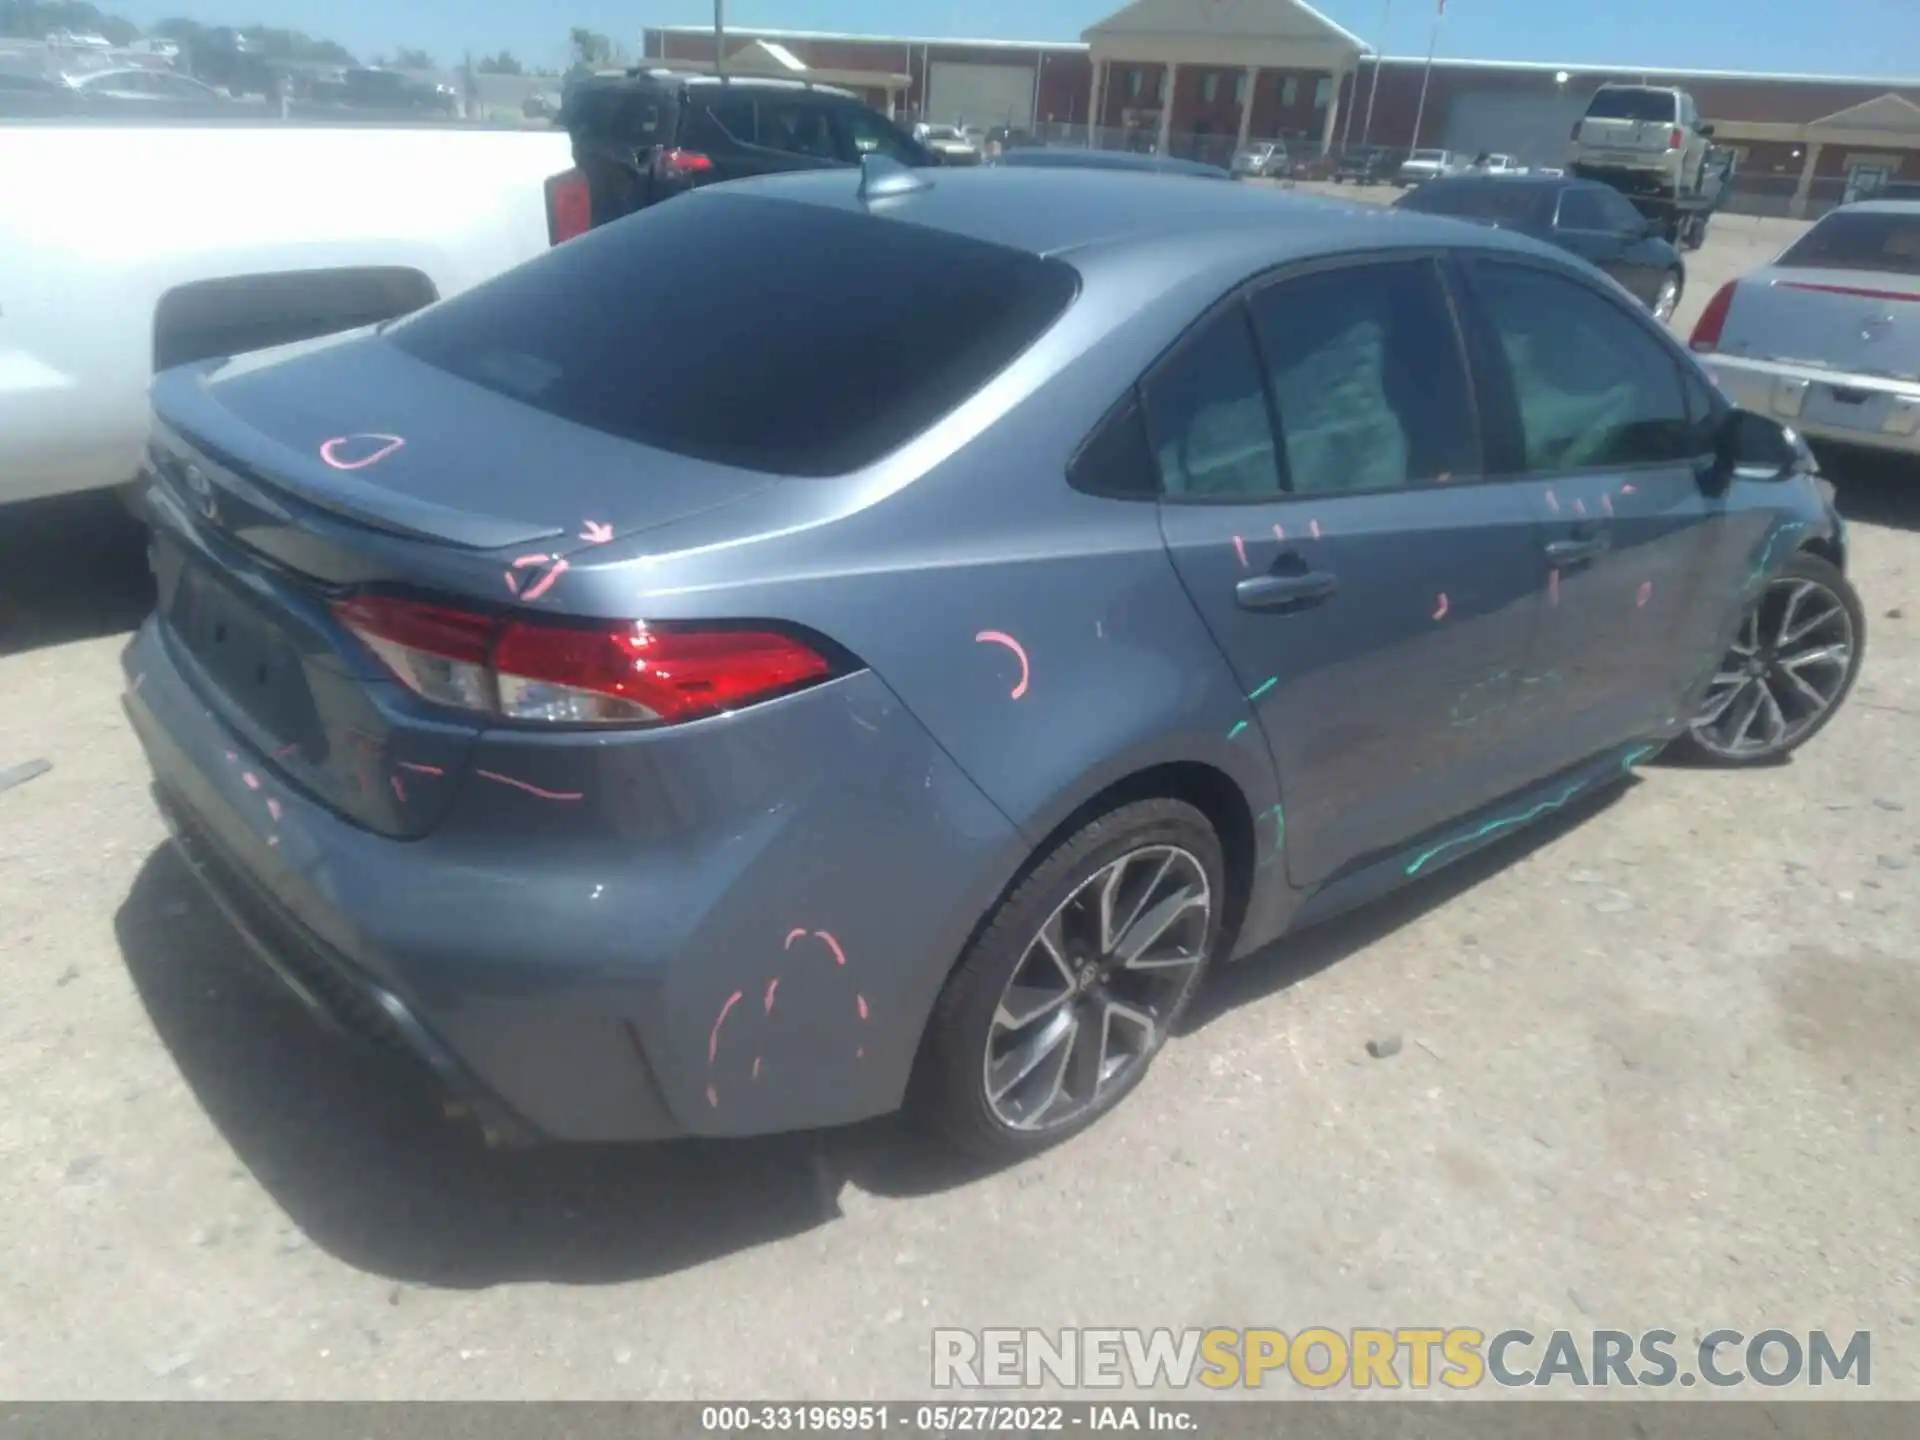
[1271,523,1286,542]
[1231,535,1249,569]
[1574,497,1587,517]
[224,751,236,763]
[1621,483,1637,495]
[856,993,869,1021]
[511,552,552,570]
[973,630,1030,700]
[241,771,260,790]
[764,977,780,1014]
[1601,493,1614,517]
[1437,472,1452,484]
[272,743,298,759]
[397,760,445,776]
[855,1046,865,1060]
[1546,489,1561,513]
[390,773,407,803]
[318,433,405,471]
[268,835,279,848]
[519,559,570,604]
[474,769,583,802]
[752,1057,762,1081]
[814,931,848,968]
[1432,592,1450,622]
[131,673,145,694]
[266,797,282,822]
[783,927,808,949]
[503,570,520,595]
[706,1084,719,1109]
[579,520,613,544]
[708,989,743,1065]
[1637,580,1653,608]
[1309,519,1322,540]
[1548,569,1560,607]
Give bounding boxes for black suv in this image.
[558,70,939,231]
[1332,145,1402,184]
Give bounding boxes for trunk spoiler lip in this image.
[1772,278,1920,304]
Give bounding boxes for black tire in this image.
[908,797,1226,1160]
[1667,551,1865,767]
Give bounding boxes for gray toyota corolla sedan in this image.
[124,159,1862,1159]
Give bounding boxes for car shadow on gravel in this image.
[114,782,1636,1288]
[1822,445,1920,533]
[0,490,153,656]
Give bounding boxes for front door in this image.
[1149,256,1544,890]
[1456,253,1727,784]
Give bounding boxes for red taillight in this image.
[1668,127,1684,150]
[655,147,714,180]
[331,594,835,727]
[1689,281,1738,353]
[544,167,592,245]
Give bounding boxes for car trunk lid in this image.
[1719,266,1920,381]
[144,334,778,839]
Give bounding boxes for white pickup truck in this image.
[0,122,574,509]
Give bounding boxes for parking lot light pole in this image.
[1357,0,1391,151]
[1410,0,1443,151]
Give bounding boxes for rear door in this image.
[1151,255,1543,889]
[740,94,847,172]
[1555,185,1658,303]
[1456,252,1727,782]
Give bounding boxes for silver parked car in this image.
[1230,141,1289,179]
[1690,200,1920,459]
[1395,148,1454,186]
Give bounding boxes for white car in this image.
[64,68,226,103]
[915,123,983,166]
[1395,148,1454,186]
[1689,200,1920,458]
[0,123,575,509]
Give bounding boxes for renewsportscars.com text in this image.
[932,1327,1872,1391]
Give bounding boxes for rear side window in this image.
[1777,212,1920,276]
[1250,260,1481,494]
[1584,88,1678,123]
[1142,307,1282,501]
[388,193,1078,477]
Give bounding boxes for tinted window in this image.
[1142,307,1282,500]
[1251,260,1480,494]
[1068,393,1159,499]
[701,96,756,144]
[390,192,1079,477]
[758,99,838,159]
[1398,180,1553,230]
[835,104,921,163]
[1593,186,1650,231]
[1777,211,1920,276]
[1556,188,1616,230]
[1585,88,1678,123]
[1471,261,1695,472]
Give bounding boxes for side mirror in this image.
[1706,408,1815,493]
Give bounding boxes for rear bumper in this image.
[121,616,1024,1144]
[1569,158,1679,193]
[1700,354,1920,459]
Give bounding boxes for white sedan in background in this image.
[1689,200,1920,458]
[914,123,983,165]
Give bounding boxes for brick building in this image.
[643,0,1920,216]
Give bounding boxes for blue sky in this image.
[106,0,1920,79]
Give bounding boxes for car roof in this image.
[604,68,858,101]
[700,165,1558,272]
[1834,199,1920,216]
[1417,172,1569,190]
[996,148,1229,178]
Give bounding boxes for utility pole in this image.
[1411,0,1444,151]
[1357,0,1391,150]
[714,0,725,78]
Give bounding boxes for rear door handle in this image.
[1545,533,1610,566]
[1236,570,1339,613]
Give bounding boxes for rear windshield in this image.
[1585,88,1678,122]
[1397,181,1553,229]
[1777,211,1920,276]
[389,192,1080,476]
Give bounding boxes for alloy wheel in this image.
[982,845,1212,1133]
[1653,273,1682,324]
[1689,575,1856,759]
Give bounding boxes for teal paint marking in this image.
[1749,520,1809,583]
[1619,744,1657,773]
[1257,803,1287,868]
[1247,676,1278,703]
[1404,781,1586,878]
[1227,720,1250,741]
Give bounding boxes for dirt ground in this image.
[0,194,1915,1401]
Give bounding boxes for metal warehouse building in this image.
[643,0,1920,217]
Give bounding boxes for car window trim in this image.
[1451,248,1719,479]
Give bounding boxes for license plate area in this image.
[1803,383,1894,432]
[167,551,322,749]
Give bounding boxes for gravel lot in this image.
[0,193,1915,1401]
